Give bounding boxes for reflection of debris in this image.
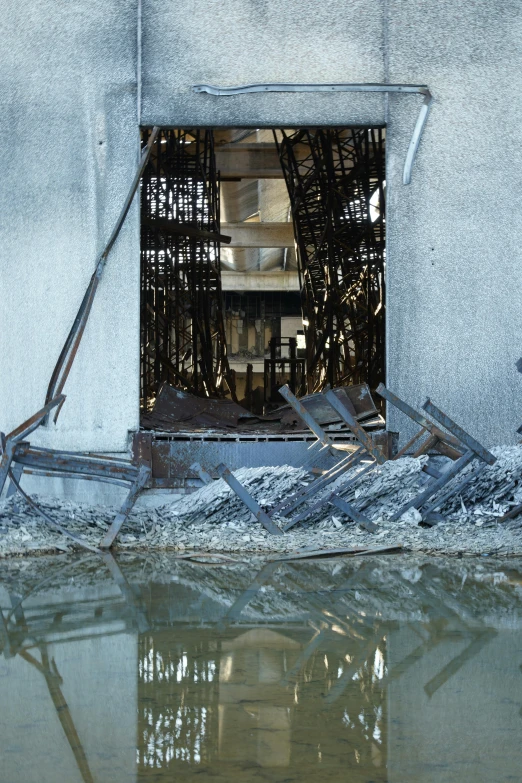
[2,551,522,777]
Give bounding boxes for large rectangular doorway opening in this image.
[139,126,386,422]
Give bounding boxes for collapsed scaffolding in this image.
[277,128,386,394]
[140,128,232,408]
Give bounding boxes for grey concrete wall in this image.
[141,0,386,128]
[385,1,522,446]
[0,0,140,452]
[2,0,522,455]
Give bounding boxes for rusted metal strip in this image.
[14,446,140,483]
[18,469,131,489]
[392,427,427,459]
[193,82,433,184]
[1,396,65,496]
[45,127,160,420]
[216,463,283,536]
[7,395,65,443]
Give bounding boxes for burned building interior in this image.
[139,126,386,419]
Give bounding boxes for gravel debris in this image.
[1,448,522,559]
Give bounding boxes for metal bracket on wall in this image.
[192,82,433,185]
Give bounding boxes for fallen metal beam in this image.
[100,464,152,548]
[216,463,283,536]
[376,384,463,459]
[324,389,386,464]
[422,399,496,466]
[282,460,378,531]
[392,450,476,521]
[268,448,365,518]
[330,495,378,533]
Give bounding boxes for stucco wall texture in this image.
[1,0,522,452]
[0,0,140,452]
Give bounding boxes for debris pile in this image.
[1,449,522,558]
[171,466,310,527]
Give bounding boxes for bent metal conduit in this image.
[44,126,160,422]
[192,83,433,185]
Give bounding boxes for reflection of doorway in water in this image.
[136,623,388,778]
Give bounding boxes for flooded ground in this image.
[1,553,522,782]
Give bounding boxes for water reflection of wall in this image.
[387,627,522,783]
[0,583,137,783]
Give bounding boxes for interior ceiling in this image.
[217,128,297,273]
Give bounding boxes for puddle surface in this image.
[1,553,522,782]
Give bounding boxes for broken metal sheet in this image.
[278,384,333,447]
[268,384,380,427]
[141,383,259,432]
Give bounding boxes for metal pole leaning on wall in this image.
[192,83,433,185]
[44,127,160,423]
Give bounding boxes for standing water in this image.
[1,553,521,782]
